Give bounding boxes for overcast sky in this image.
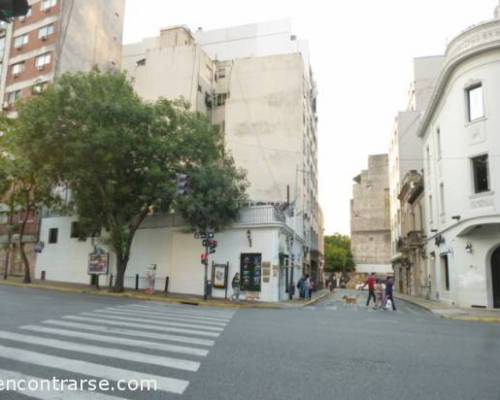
[123,0,499,235]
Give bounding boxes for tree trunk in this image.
[113,257,125,292]
[19,208,31,284]
[3,198,15,280]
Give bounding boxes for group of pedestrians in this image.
[289,275,314,300]
[362,272,396,311]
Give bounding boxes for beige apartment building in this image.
[351,154,391,274]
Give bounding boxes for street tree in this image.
[12,70,247,292]
[324,233,355,273]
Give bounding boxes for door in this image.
[491,247,500,308]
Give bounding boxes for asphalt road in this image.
[0,286,499,400]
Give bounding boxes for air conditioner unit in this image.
[41,35,48,41]
[37,65,45,71]
[13,73,20,78]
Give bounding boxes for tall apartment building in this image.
[36,21,322,302]
[0,0,125,278]
[0,0,125,112]
[351,154,391,274]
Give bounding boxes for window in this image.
[136,58,146,67]
[35,53,52,69]
[14,34,28,49]
[466,84,484,121]
[70,222,81,239]
[7,90,21,105]
[41,0,57,11]
[11,62,24,76]
[439,183,445,216]
[436,128,442,159]
[216,93,228,106]
[217,67,226,79]
[471,154,489,193]
[48,228,58,244]
[441,254,450,291]
[32,81,49,95]
[38,24,55,39]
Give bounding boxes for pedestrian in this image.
[304,274,311,300]
[309,279,314,299]
[375,278,384,309]
[329,275,337,293]
[297,276,305,299]
[362,272,377,307]
[383,276,397,311]
[231,272,241,301]
[288,280,296,300]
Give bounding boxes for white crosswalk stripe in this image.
[62,315,221,337]
[117,304,234,322]
[42,319,215,346]
[0,302,235,398]
[20,325,210,357]
[100,307,228,326]
[80,310,224,331]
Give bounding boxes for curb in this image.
[394,293,500,324]
[0,280,283,310]
[304,291,330,307]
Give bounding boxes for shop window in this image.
[471,154,489,193]
[466,84,484,122]
[48,228,58,244]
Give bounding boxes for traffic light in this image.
[200,253,208,266]
[208,239,218,254]
[0,0,29,22]
[176,173,189,195]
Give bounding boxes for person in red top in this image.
[362,272,377,307]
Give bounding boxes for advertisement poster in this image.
[212,264,227,289]
[240,253,262,292]
[88,248,109,275]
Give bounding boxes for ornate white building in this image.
[419,4,500,308]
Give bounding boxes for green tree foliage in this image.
[324,233,355,272]
[11,70,247,291]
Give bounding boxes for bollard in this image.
[165,276,169,293]
[135,274,139,291]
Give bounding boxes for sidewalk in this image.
[395,292,500,323]
[0,277,329,310]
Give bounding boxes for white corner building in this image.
[419,4,500,308]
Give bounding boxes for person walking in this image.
[383,276,397,311]
[288,280,296,300]
[231,272,241,301]
[362,272,377,307]
[304,275,311,300]
[329,274,337,293]
[297,276,305,299]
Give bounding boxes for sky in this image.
[123,0,499,235]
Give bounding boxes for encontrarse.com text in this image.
[0,378,158,392]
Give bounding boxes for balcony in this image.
[238,205,286,226]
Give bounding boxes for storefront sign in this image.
[88,248,109,275]
[212,264,228,289]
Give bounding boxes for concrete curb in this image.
[0,280,283,310]
[395,293,500,324]
[304,290,330,307]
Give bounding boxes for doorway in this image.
[491,247,500,308]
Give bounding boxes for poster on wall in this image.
[88,248,109,275]
[240,253,262,292]
[212,264,228,289]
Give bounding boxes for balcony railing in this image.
[238,205,286,225]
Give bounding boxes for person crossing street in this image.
[362,272,377,307]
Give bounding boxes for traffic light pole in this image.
[204,242,209,300]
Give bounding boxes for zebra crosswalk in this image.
[0,302,235,399]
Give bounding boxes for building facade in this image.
[351,154,391,274]
[0,0,125,279]
[419,4,500,308]
[388,56,444,292]
[35,21,323,302]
